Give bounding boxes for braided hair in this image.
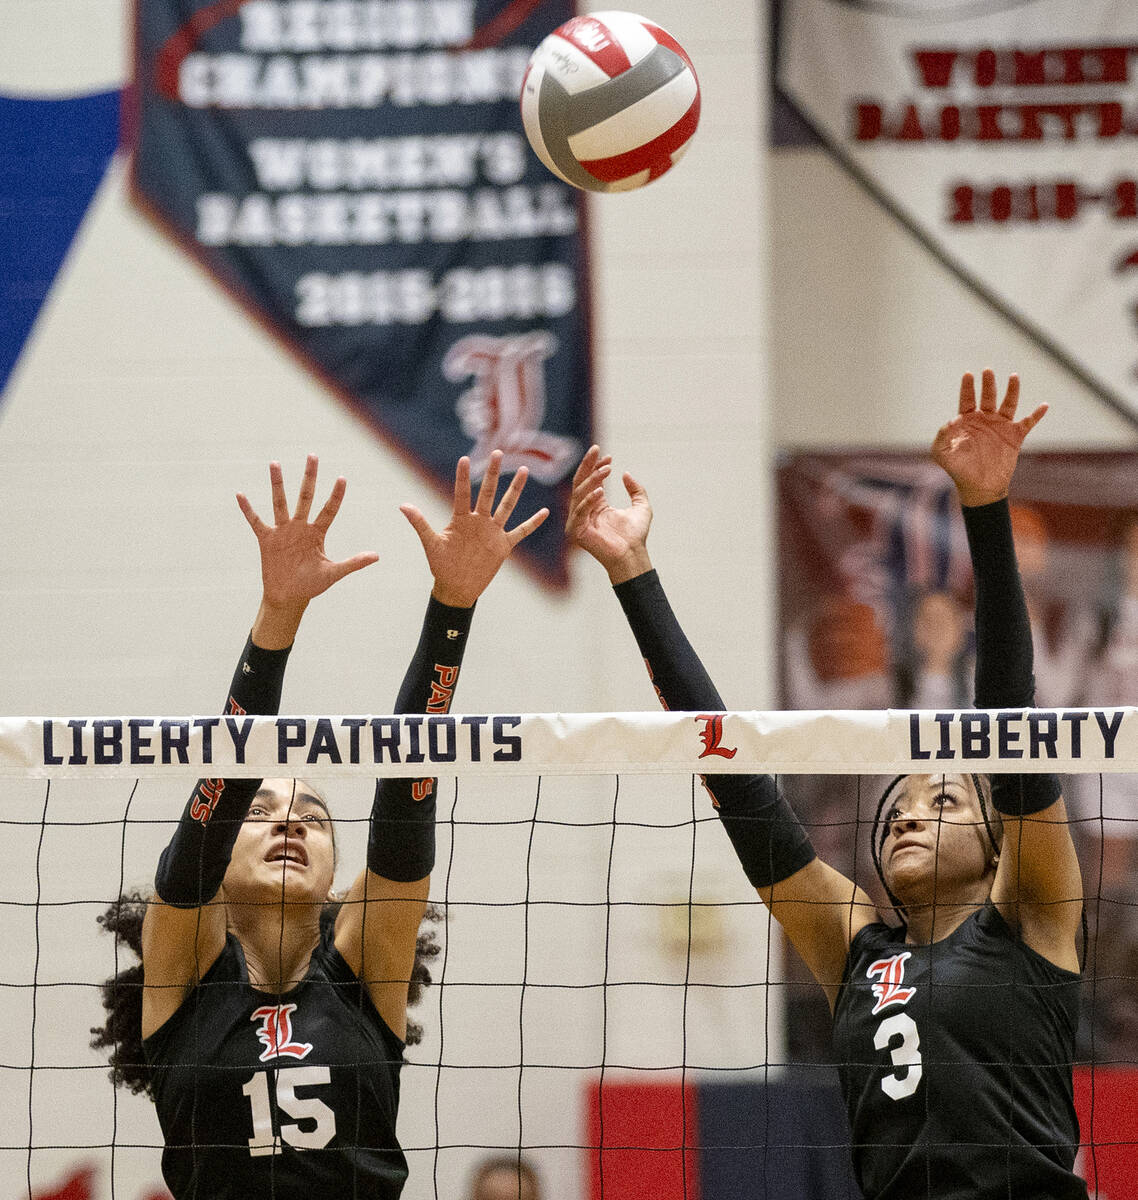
[869,772,1087,969]
[90,891,443,1097]
[869,773,1001,917]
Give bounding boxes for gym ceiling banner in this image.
[776,0,1138,426]
[132,0,590,586]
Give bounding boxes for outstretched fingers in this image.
[293,453,319,521]
[492,464,529,526]
[473,450,503,515]
[399,503,436,550]
[571,461,611,503]
[569,445,612,498]
[623,472,649,506]
[572,445,606,489]
[959,369,1033,430]
[566,482,606,535]
[328,550,380,583]
[567,452,613,521]
[487,460,549,543]
[452,456,472,517]
[978,367,999,412]
[997,372,1020,420]
[236,491,268,537]
[958,373,976,415]
[1016,402,1049,437]
[312,475,348,532]
[507,506,550,546]
[269,461,289,525]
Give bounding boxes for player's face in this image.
[224,778,336,906]
[881,774,996,904]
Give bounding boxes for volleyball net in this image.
[3,707,1136,1200]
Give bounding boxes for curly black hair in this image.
[90,891,443,1097]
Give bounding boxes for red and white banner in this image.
[777,0,1138,423]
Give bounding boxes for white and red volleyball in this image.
[520,11,700,193]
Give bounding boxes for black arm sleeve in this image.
[963,499,1061,815]
[613,570,816,888]
[366,596,475,882]
[154,636,291,907]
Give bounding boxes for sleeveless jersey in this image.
[831,904,1086,1200]
[143,926,407,1199]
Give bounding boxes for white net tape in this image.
[2,707,1135,777]
[2,709,1135,1200]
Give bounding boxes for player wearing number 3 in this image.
[568,372,1086,1199]
[92,452,546,1199]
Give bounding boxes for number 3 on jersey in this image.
[874,1012,923,1100]
[866,951,922,1101]
[244,1067,336,1155]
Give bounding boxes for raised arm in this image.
[932,370,1083,970]
[567,447,878,1007]
[141,457,376,1037]
[334,452,547,1039]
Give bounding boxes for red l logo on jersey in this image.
[695,714,738,760]
[866,951,916,1015]
[251,1004,313,1062]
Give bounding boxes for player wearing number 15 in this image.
[567,372,1087,1199]
[91,453,546,1199]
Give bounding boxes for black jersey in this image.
[831,904,1086,1200]
[143,925,407,1199]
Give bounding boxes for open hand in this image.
[931,370,1047,507]
[237,455,378,621]
[400,451,549,607]
[566,445,653,584]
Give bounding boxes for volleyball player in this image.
[567,370,1087,1199]
[93,451,546,1198]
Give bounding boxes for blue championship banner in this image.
[132,0,589,584]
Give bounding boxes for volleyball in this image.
[520,11,700,193]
